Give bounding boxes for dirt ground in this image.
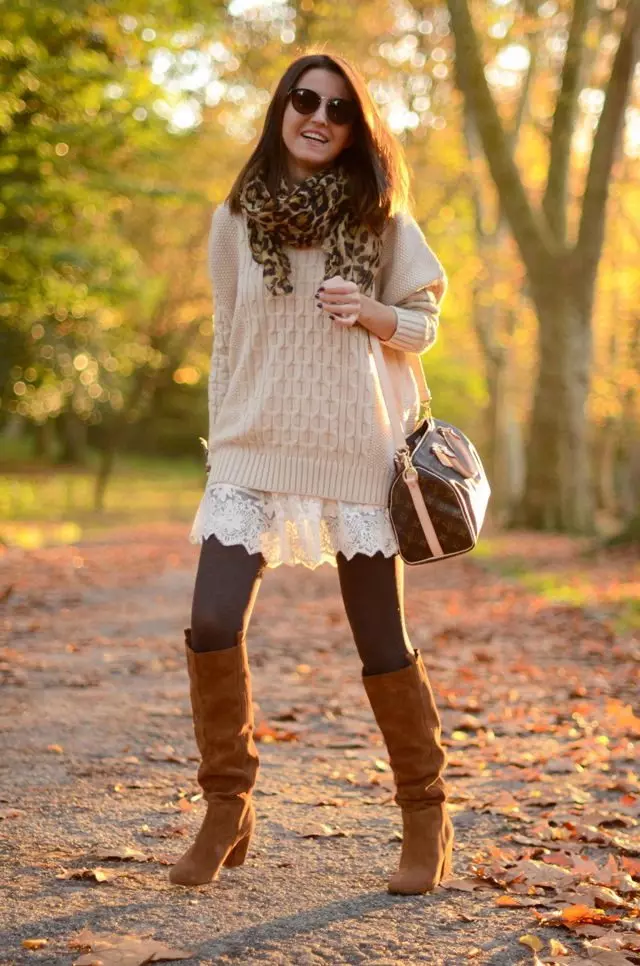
[1,526,638,966]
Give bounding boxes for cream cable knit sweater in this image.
[206,203,446,507]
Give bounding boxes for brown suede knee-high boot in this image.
[169,631,259,886]
[363,650,453,895]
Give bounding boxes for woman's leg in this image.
[338,550,453,895]
[190,534,267,652]
[336,550,413,676]
[169,535,266,886]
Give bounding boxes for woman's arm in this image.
[316,213,446,354]
[357,289,440,350]
[206,204,238,457]
[374,212,445,353]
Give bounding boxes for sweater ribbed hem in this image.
[208,446,395,507]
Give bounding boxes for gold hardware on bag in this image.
[395,446,418,480]
[399,448,418,482]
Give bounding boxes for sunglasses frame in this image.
[287,87,357,126]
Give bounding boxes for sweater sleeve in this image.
[375,212,447,354]
[207,202,238,453]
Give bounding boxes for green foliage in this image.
[0,0,222,435]
[0,454,204,547]
[1,0,636,534]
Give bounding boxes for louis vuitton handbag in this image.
[369,334,491,566]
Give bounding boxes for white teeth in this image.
[303,133,327,143]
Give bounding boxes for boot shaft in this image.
[183,633,259,801]
[363,651,447,809]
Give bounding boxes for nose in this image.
[311,102,329,125]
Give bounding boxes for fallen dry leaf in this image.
[496,895,549,908]
[505,858,579,889]
[70,930,192,966]
[441,876,496,892]
[90,847,148,863]
[536,904,622,930]
[0,808,24,820]
[300,824,349,839]
[548,938,571,956]
[520,934,544,952]
[56,867,116,883]
[141,824,187,839]
[254,721,299,743]
[603,700,640,737]
[144,744,186,764]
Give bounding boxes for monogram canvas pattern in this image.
[391,474,474,563]
[389,418,491,566]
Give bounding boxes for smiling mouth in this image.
[302,133,328,144]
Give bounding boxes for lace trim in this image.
[189,483,398,570]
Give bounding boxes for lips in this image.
[302,131,328,144]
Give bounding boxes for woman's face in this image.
[281,68,355,183]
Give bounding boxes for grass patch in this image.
[0,456,204,548]
[472,539,533,578]
[474,537,640,628]
[615,598,640,633]
[518,572,591,606]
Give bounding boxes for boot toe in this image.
[388,867,438,895]
[169,863,217,886]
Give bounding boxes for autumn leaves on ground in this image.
[1,527,639,966]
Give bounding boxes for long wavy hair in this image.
[227,52,410,232]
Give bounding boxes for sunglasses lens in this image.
[327,99,356,125]
[290,88,321,115]
[289,88,356,126]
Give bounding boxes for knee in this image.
[189,612,241,652]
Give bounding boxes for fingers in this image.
[331,313,358,326]
[316,299,359,324]
[315,277,360,327]
[316,278,358,296]
[318,301,359,315]
[317,290,359,306]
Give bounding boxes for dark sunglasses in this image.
[287,87,357,126]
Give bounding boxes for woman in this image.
[170,52,453,896]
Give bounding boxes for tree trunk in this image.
[34,419,57,461]
[444,0,639,533]
[476,319,524,520]
[519,273,593,530]
[56,410,89,466]
[594,419,619,516]
[94,434,118,512]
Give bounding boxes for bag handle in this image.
[368,333,444,558]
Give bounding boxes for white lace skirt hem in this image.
[189,482,399,570]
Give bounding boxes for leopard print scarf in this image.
[239,168,382,296]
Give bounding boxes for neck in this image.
[285,160,337,187]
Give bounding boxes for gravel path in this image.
[1,527,637,965]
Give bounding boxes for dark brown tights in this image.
[190,534,413,676]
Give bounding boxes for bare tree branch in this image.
[576,0,640,314]
[446,0,555,281]
[509,0,543,149]
[542,0,595,242]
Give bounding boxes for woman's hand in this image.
[316,275,399,341]
[315,275,361,327]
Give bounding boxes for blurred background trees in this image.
[1,0,638,536]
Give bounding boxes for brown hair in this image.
[227,52,410,232]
